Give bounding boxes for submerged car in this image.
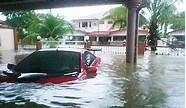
[0,48,101,84]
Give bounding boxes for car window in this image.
[84,51,96,68]
[14,51,80,74]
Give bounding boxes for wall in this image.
[73,19,112,32]
[0,28,15,50]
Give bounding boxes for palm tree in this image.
[22,14,74,46]
[101,6,127,30]
[39,14,74,40]
[158,2,177,35]
[101,6,148,30]
[22,33,38,45]
[146,0,181,51]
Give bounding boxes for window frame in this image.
[82,22,88,28]
[83,51,96,69]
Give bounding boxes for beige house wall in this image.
[0,28,15,50]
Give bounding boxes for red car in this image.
[0,48,101,84]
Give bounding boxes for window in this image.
[82,22,88,28]
[108,20,113,24]
[84,52,96,68]
[98,20,104,24]
[14,51,81,74]
[94,22,97,26]
[79,22,81,28]
[89,22,91,27]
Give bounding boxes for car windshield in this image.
[14,51,80,74]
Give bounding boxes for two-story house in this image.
[65,12,148,45]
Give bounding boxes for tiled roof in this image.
[0,20,5,24]
[72,12,104,21]
[87,31,111,36]
[76,29,148,36]
[168,30,185,36]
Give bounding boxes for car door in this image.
[84,51,96,68]
[83,51,98,75]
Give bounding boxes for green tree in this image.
[39,14,74,40]
[101,6,148,30]
[101,6,127,29]
[170,11,185,30]
[2,11,40,39]
[21,33,38,45]
[146,0,182,51]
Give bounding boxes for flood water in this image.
[0,50,185,108]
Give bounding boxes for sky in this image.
[35,4,121,21]
[0,3,185,21]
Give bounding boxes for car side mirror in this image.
[86,66,97,73]
[7,64,15,70]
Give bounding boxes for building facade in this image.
[167,30,185,47]
[65,13,148,45]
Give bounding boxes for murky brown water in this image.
[0,50,185,108]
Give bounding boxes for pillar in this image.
[134,10,139,62]
[111,36,114,42]
[96,36,99,42]
[84,40,91,49]
[36,36,42,50]
[13,28,18,50]
[125,0,142,64]
[135,0,149,59]
[79,21,81,28]
[36,41,42,50]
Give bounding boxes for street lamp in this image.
[36,36,42,50]
[37,36,42,41]
[84,36,89,41]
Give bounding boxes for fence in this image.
[153,47,185,56]
[20,40,184,56]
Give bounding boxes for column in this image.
[111,36,114,42]
[134,10,139,63]
[96,36,99,42]
[125,0,142,64]
[96,36,99,45]
[13,28,18,50]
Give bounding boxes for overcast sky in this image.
[35,4,121,21]
[0,3,185,21]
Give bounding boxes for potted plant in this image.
[138,36,146,55]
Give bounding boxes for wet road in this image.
[0,50,185,108]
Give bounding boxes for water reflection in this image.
[0,50,32,64]
[0,50,184,108]
[109,54,184,108]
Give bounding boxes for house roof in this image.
[0,20,5,24]
[66,27,149,37]
[168,30,185,36]
[72,12,105,21]
[0,20,10,28]
[87,31,111,36]
[77,29,148,36]
[66,30,87,36]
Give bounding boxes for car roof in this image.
[38,48,88,53]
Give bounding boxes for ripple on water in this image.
[0,52,185,108]
[53,96,82,99]
[51,101,82,107]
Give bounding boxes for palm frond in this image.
[39,14,74,40]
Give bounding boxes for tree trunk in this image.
[148,15,159,51]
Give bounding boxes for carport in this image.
[0,0,148,64]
